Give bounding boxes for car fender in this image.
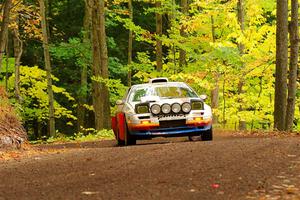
[116,113,126,141]
[111,116,117,138]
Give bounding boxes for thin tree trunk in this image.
[285,0,299,131]
[155,1,162,72]
[237,0,245,53]
[211,74,219,123]
[210,16,219,124]
[99,0,111,129]
[13,16,23,103]
[211,16,216,43]
[77,0,91,132]
[274,0,288,131]
[39,0,55,137]
[45,0,50,39]
[168,0,176,72]
[0,0,12,72]
[179,0,188,68]
[251,76,263,130]
[222,74,226,128]
[5,32,9,92]
[237,0,246,130]
[128,0,133,87]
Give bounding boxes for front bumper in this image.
[126,111,212,139]
[129,124,212,139]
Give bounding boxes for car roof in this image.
[130,82,188,89]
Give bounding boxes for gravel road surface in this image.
[0,133,300,200]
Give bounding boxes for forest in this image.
[0,0,299,140]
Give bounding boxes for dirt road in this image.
[0,133,300,200]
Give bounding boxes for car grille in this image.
[159,119,186,128]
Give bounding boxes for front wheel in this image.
[124,122,136,145]
[202,128,213,141]
[117,139,125,146]
[117,133,136,146]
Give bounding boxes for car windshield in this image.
[130,85,198,102]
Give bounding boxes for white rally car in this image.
[111,78,213,145]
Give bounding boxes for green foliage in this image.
[0,57,15,73]
[8,66,76,124]
[2,0,299,142]
[91,76,128,114]
[50,37,91,69]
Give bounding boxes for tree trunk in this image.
[237,0,245,53]
[285,0,299,132]
[91,0,111,130]
[39,0,55,137]
[155,1,162,72]
[13,17,23,103]
[99,0,111,129]
[222,74,226,128]
[45,0,50,39]
[179,0,188,68]
[0,0,12,72]
[91,0,103,130]
[77,0,91,132]
[210,16,219,124]
[211,16,216,43]
[274,0,288,131]
[128,0,133,87]
[211,74,219,123]
[5,31,9,92]
[237,0,246,130]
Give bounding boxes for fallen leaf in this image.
[286,187,298,194]
[82,191,99,195]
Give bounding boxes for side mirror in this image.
[116,100,124,105]
[200,94,207,101]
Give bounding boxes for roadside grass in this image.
[30,129,115,145]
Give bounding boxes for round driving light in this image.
[182,102,191,113]
[151,104,161,115]
[161,104,171,114]
[172,103,181,113]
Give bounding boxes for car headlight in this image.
[191,101,204,110]
[161,104,171,114]
[171,103,181,113]
[151,104,161,115]
[123,104,135,115]
[136,104,149,114]
[182,102,191,113]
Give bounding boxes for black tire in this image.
[127,136,136,145]
[117,138,125,146]
[201,128,213,141]
[124,123,136,146]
